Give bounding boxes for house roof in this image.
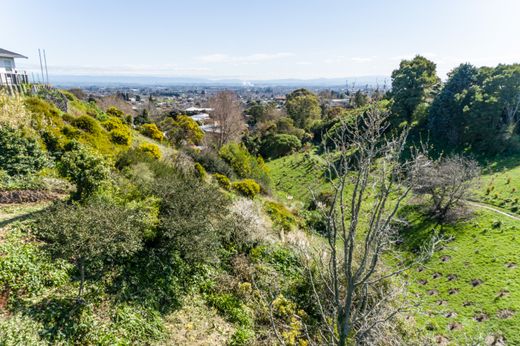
[0,48,28,59]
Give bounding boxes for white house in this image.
[185,106,213,113]
[0,48,29,86]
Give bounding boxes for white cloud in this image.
[197,52,294,64]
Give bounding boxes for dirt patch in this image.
[435,335,450,345]
[0,190,64,204]
[418,279,428,285]
[447,274,457,281]
[448,288,459,295]
[474,312,489,322]
[444,311,457,318]
[432,272,442,279]
[496,309,515,319]
[448,322,463,331]
[462,301,474,307]
[436,300,448,306]
[485,334,506,346]
[440,255,451,263]
[496,289,510,298]
[506,262,517,269]
[427,289,439,296]
[471,279,483,287]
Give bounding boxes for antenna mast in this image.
[43,49,49,84]
[38,49,45,85]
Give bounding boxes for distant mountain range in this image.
[49,75,390,88]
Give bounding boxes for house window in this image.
[0,58,14,71]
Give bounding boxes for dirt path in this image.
[465,200,520,221]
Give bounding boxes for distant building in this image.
[185,106,213,113]
[190,113,210,123]
[0,48,29,87]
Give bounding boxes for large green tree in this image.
[428,63,479,150]
[285,88,321,129]
[390,55,440,126]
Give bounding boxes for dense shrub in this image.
[185,147,235,177]
[58,143,109,200]
[150,164,229,263]
[219,143,270,189]
[35,199,148,297]
[232,179,261,198]
[140,123,165,141]
[138,142,161,160]
[263,201,296,231]
[0,127,48,176]
[110,129,132,145]
[102,117,125,131]
[106,106,126,119]
[260,133,301,159]
[61,124,81,139]
[162,115,204,145]
[214,173,231,190]
[71,115,101,134]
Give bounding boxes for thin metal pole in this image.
[43,49,49,84]
[38,49,45,85]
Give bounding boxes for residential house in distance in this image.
[0,48,29,88]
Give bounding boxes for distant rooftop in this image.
[0,48,27,59]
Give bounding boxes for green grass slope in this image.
[400,206,519,344]
[268,151,520,344]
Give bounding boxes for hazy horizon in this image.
[4,0,520,81]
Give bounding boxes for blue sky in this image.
[4,0,520,80]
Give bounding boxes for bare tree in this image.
[412,154,480,222]
[300,106,424,345]
[209,91,246,149]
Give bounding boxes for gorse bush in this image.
[194,163,206,179]
[71,115,101,134]
[140,123,165,141]
[106,106,126,119]
[138,142,161,160]
[0,127,48,176]
[214,173,231,190]
[232,179,261,198]
[263,201,296,231]
[102,117,125,131]
[110,129,132,145]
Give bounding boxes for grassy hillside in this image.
[266,151,328,205]
[268,150,520,344]
[400,206,519,344]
